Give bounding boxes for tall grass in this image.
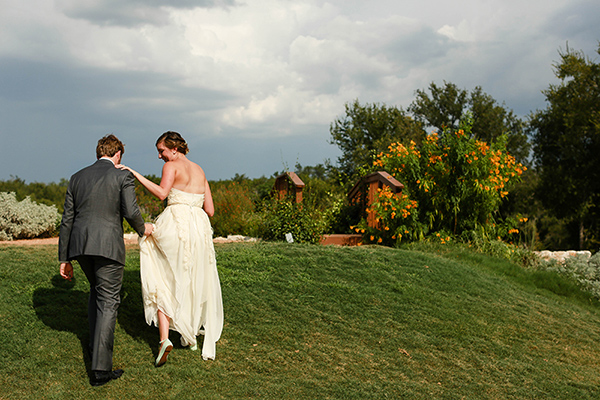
[1,242,600,399]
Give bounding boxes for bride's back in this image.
[171,158,206,195]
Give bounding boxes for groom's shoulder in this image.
[109,166,135,184]
[71,161,100,178]
[73,160,127,180]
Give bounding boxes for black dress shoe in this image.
[90,369,124,387]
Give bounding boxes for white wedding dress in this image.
[139,188,223,360]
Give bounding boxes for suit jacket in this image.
[58,159,146,265]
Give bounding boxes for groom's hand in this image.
[60,262,73,281]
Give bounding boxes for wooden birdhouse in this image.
[348,171,404,228]
[320,171,404,246]
[273,172,305,203]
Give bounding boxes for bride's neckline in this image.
[170,187,205,195]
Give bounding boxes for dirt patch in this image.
[0,237,60,246]
[0,236,139,246]
[1,234,257,246]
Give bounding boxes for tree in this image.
[409,81,467,132]
[409,81,530,163]
[329,100,425,187]
[530,44,600,250]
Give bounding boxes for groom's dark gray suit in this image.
[59,158,146,372]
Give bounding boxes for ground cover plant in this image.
[2,242,600,399]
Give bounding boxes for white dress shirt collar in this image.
[100,156,116,165]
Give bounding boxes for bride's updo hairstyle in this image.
[156,131,189,155]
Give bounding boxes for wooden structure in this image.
[273,172,305,203]
[321,171,404,246]
[348,171,404,228]
[319,233,363,246]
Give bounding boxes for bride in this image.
[118,131,223,366]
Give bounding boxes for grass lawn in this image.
[1,242,600,399]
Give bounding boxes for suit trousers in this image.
[77,255,124,372]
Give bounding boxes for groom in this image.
[59,134,153,387]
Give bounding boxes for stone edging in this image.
[534,250,592,263]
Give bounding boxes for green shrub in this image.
[134,175,165,221]
[211,181,258,237]
[256,197,329,244]
[461,227,540,268]
[0,192,59,240]
[0,177,68,213]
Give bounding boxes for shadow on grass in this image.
[32,271,161,370]
[120,269,198,362]
[119,269,206,359]
[32,275,92,376]
[32,269,192,370]
[119,269,162,361]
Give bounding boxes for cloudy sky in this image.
[1,0,598,183]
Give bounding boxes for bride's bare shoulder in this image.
[191,160,205,177]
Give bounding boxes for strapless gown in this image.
[139,188,223,360]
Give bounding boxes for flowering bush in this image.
[0,192,60,240]
[211,181,259,237]
[355,120,526,245]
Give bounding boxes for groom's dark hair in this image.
[96,134,125,159]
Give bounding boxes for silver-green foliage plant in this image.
[542,252,600,299]
[0,192,59,240]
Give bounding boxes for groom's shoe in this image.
[90,369,124,387]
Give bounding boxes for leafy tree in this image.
[294,162,333,181]
[408,81,467,132]
[530,44,600,250]
[329,100,426,187]
[409,81,530,163]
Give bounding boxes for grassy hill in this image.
[1,242,600,399]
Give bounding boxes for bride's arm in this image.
[117,163,175,201]
[203,179,215,217]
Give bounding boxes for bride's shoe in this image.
[180,336,198,351]
[155,339,173,367]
